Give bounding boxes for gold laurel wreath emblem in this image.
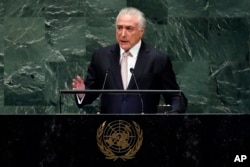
[96,121,143,161]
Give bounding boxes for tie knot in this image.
[123,51,130,57]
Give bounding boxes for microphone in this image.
[101,69,110,90]
[98,69,110,114]
[130,68,144,114]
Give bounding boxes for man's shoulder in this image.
[142,42,166,56]
[95,43,118,53]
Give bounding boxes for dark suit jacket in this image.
[76,41,187,113]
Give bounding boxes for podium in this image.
[0,90,248,167]
[0,114,249,167]
[59,89,183,113]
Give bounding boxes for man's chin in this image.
[119,44,130,51]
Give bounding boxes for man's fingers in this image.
[76,75,83,83]
[72,76,85,89]
[72,76,83,84]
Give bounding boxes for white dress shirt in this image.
[119,40,141,87]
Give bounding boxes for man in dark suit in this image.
[72,7,187,114]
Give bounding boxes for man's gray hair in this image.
[116,7,146,30]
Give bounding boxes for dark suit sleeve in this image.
[160,55,188,113]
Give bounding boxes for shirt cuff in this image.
[76,95,85,104]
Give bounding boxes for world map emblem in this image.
[96,120,143,161]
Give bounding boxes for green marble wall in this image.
[0,0,249,114]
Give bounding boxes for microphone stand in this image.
[98,69,110,114]
[130,68,144,114]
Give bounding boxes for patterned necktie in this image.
[121,51,129,89]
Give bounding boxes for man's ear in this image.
[140,29,145,36]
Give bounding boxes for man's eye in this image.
[127,27,134,31]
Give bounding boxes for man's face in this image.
[116,14,144,51]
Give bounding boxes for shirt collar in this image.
[120,40,141,59]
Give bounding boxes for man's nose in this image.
[121,29,126,36]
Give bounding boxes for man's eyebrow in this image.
[116,25,134,27]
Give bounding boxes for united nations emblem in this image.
[96,120,143,161]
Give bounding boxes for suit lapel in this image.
[109,44,124,89]
[127,41,150,89]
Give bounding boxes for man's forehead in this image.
[116,19,138,27]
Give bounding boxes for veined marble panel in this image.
[0,0,249,113]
